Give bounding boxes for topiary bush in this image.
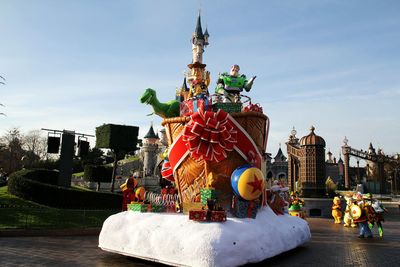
[7,169,122,209]
[95,124,139,151]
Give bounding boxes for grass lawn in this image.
[0,186,119,230]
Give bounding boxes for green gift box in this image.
[200,188,217,205]
[212,102,242,113]
[127,203,148,212]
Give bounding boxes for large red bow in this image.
[182,108,237,162]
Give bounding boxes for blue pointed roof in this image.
[144,125,158,139]
[194,13,204,39]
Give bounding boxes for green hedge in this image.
[7,169,122,209]
[15,169,59,185]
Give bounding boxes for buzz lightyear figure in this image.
[215,64,256,102]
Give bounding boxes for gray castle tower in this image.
[141,124,159,177]
[137,124,162,192]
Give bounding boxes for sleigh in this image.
[162,101,269,211]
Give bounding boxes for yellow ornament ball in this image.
[237,167,265,201]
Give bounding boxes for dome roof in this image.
[299,126,326,147]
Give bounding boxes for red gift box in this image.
[210,210,227,222]
[180,98,212,117]
[189,209,207,221]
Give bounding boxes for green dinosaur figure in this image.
[140,88,180,118]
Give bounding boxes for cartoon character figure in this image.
[364,193,388,237]
[332,196,342,224]
[215,64,256,102]
[343,195,357,227]
[267,185,286,215]
[289,191,305,209]
[120,176,138,211]
[280,187,290,214]
[352,192,373,238]
[188,67,210,98]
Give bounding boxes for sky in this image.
[1,0,400,164]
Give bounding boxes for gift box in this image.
[232,197,260,219]
[127,203,148,212]
[180,98,212,116]
[212,102,242,113]
[200,188,217,205]
[210,210,227,222]
[189,209,207,221]
[182,202,204,214]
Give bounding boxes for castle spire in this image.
[191,11,208,65]
[194,11,204,39]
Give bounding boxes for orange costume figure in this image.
[121,177,138,211]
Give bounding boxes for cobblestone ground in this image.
[0,208,399,267]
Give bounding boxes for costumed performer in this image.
[343,195,357,228]
[364,193,388,237]
[331,196,342,224]
[352,192,373,238]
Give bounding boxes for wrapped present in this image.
[189,209,207,221]
[232,196,260,219]
[212,102,242,113]
[127,203,148,212]
[182,202,204,214]
[210,210,227,222]
[180,97,212,116]
[200,188,217,205]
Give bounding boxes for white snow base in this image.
[99,206,311,267]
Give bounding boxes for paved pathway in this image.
[0,208,399,267]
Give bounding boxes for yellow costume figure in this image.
[331,196,342,224]
[343,196,357,227]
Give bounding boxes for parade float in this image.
[99,13,310,267]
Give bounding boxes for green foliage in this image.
[83,165,113,183]
[7,169,122,209]
[95,124,139,151]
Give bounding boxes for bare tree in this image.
[0,128,25,173]
[23,130,48,160]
